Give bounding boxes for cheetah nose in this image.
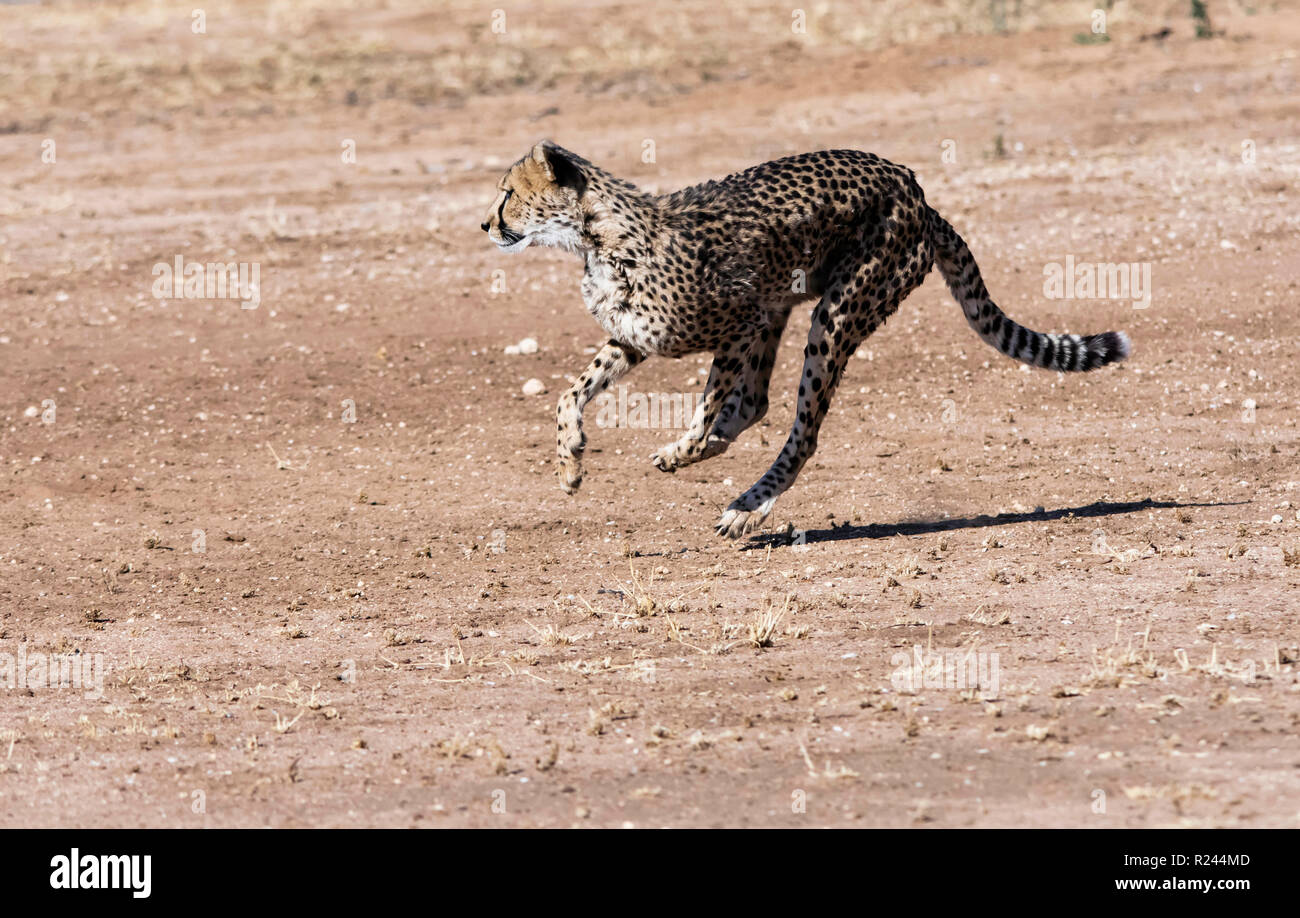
[480,221,490,232]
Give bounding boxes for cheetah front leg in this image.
[650,330,758,473]
[557,339,644,493]
[704,308,789,451]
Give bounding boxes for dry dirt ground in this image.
[1,0,1298,828]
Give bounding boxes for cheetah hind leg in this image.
[717,268,896,539]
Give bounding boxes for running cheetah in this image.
[482,141,1130,539]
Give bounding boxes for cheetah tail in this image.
[927,208,1131,372]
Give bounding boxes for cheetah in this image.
[482,141,1130,539]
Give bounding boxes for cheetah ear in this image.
[531,141,587,196]
[529,140,554,173]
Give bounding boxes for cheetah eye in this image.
[503,189,513,202]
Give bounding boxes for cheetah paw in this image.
[715,499,775,540]
[650,445,681,473]
[653,436,729,473]
[557,457,583,494]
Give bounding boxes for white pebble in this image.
[522,378,546,396]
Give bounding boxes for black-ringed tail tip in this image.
[928,209,1132,373]
[989,328,1132,372]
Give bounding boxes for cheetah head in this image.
[481,141,588,253]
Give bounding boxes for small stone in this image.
[522,378,546,396]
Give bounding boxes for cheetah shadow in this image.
[739,498,1245,550]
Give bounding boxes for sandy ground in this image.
[0,0,1298,828]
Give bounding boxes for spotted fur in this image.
[483,141,1130,539]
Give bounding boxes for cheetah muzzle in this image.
[483,141,1131,540]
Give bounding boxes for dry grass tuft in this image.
[748,595,793,648]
